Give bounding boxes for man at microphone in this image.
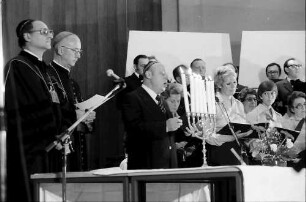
[48,31,96,171]
[122,61,183,169]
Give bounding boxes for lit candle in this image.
[206,77,212,114]
[190,70,195,113]
[179,68,190,113]
[202,80,207,114]
[211,80,216,115]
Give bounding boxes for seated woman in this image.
[238,87,258,114]
[162,83,203,168]
[205,66,252,166]
[246,80,282,128]
[281,91,305,154]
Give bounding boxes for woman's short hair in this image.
[16,19,34,48]
[214,65,237,90]
[257,80,278,99]
[287,91,306,113]
[238,87,257,102]
[162,83,183,100]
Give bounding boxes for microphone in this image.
[106,69,120,80]
[106,69,126,89]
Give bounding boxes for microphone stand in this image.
[216,99,249,165]
[217,100,240,147]
[45,82,125,202]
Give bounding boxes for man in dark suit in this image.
[122,61,183,169]
[116,55,149,109]
[276,58,306,115]
[265,62,282,83]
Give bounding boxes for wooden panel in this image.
[2,0,162,169]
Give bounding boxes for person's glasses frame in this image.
[61,46,83,55]
[29,28,54,36]
[294,103,306,110]
[267,70,279,75]
[288,64,302,69]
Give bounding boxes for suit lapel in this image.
[283,80,293,92]
[137,87,165,116]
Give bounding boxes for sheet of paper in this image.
[75,94,105,110]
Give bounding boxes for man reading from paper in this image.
[48,31,96,171]
[122,61,183,169]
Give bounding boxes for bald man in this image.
[122,61,182,169]
[48,31,95,171]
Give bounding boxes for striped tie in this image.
[156,95,166,114]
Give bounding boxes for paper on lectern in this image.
[75,94,105,110]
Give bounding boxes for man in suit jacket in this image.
[116,55,149,109]
[122,61,183,169]
[276,58,306,115]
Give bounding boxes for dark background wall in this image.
[2,0,161,169]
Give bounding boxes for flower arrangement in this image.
[247,126,296,166]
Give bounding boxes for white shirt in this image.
[246,103,282,128]
[23,49,42,61]
[141,84,158,104]
[53,60,70,72]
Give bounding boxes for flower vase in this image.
[261,156,287,167]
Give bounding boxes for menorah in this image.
[180,68,216,166]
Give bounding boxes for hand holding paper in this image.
[75,94,105,110]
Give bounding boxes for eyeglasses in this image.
[288,64,302,69]
[267,71,279,74]
[294,103,306,110]
[29,28,54,36]
[61,46,83,55]
[246,97,257,102]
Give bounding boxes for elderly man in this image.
[122,61,183,169]
[4,19,58,202]
[276,58,306,115]
[48,31,96,171]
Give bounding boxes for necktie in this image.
[156,95,166,114]
[139,75,143,82]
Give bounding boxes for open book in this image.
[218,122,300,142]
[217,122,268,139]
[274,127,300,143]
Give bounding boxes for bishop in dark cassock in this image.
[4,19,60,202]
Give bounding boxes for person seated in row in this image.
[223,62,247,99]
[246,80,282,128]
[238,87,258,114]
[265,62,282,83]
[190,58,206,79]
[162,83,203,168]
[205,66,252,166]
[281,91,305,154]
[282,91,305,131]
[275,58,305,115]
